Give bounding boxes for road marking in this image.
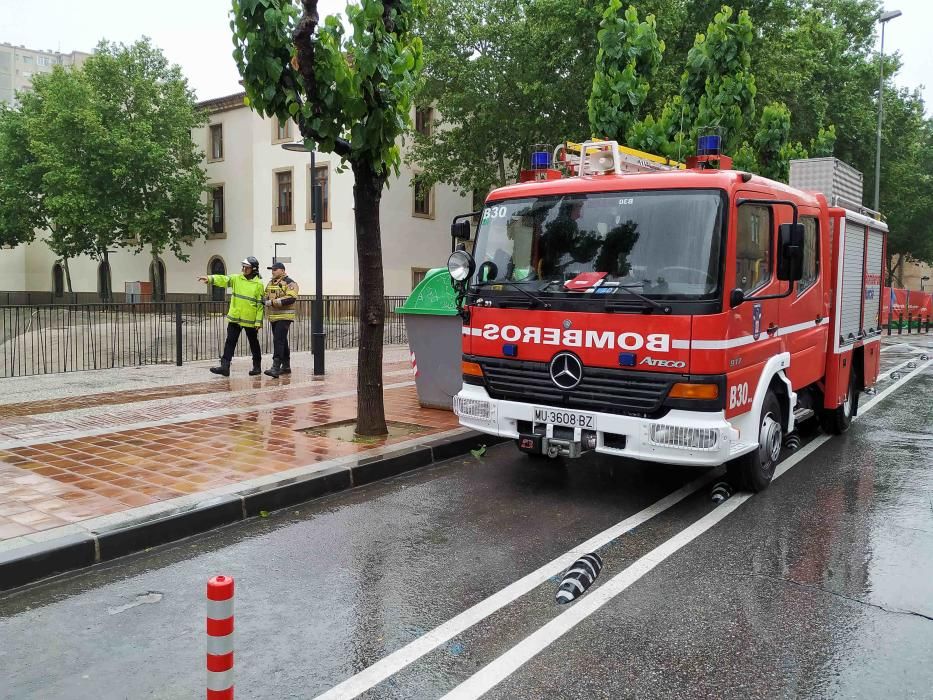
[876,356,919,383]
[443,358,933,699]
[312,470,720,700]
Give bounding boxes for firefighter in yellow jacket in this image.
[263,261,299,378]
[198,256,265,377]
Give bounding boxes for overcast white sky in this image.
[1,0,930,113]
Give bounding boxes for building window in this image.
[98,261,112,301]
[413,176,433,218]
[275,169,293,227]
[52,263,64,298]
[308,164,330,225]
[149,259,166,302]
[415,106,433,137]
[735,204,772,293]
[411,268,429,290]
[273,119,291,143]
[798,216,819,293]
[211,185,225,234]
[209,257,226,302]
[22,55,33,65]
[209,124,223,161]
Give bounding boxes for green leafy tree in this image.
[231,0,424,436]
[409,0,601,198]
[0,40,208,294]
[82,40,210,299]
[687,6,757,154]
[752,102,808,182]
[588,3,664,143]
[810,124,836,157]
[0,107,42,249]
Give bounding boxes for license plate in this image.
[533,407,596,429]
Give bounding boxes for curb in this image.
[0,431,507,592]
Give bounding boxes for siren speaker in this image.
[585,151,615,174]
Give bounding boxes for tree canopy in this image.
[0,38,209,292]
[414,0,931,266]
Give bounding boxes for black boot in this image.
[209,360,230,377]
[249,363,262,376]
[264,361,281,378]
[280,362,291,375]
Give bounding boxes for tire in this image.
[727,391,783,492]
[819,369,857,435]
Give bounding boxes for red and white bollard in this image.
[206,575,235,699]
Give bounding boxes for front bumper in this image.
[454,384,746,467]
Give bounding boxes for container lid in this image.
[396,268,459,316]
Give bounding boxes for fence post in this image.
[175,303,183,367]
[898,313,903,335]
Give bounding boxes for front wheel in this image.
[819,369,857,435]
[728,391,783,492]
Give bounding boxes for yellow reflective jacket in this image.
[265,275,299,322]
[208,273,265,328]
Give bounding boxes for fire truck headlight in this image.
[454,396,495,421]
[648,424,719,451]
[448,250,476,282]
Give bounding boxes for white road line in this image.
[876,356,919,383]
[880,342,908,353]
[312,470,721,700]
[443,358,933,700]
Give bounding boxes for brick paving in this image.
[0,356,460,542]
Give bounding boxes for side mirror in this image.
[451,220,471,241]
[729,288,746,308]
[777,222,804,282]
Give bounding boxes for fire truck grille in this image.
[477,357,674,416]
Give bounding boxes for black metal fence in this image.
[0,296,408,378]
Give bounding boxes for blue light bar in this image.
[503,343,518,357]
[618,352,636,367]
[697,134,721,156]
[531,151,550,169]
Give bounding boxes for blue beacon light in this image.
[503,344,519,357]
[696,134,722,156]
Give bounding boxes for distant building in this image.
[0,91,468,299]
[0,42,90,107]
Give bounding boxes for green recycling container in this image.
[396,268,462,410]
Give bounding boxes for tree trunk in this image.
[63,257,73,294]
[497,150,507,187]
[150,247,164,301]
[352,160,388,437]
[887,254,904,287]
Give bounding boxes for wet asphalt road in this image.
[1,342,931,700]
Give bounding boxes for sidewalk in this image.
[0,346,465,558]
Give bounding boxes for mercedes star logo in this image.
[549,352,583,390]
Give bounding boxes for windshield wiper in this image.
[606,283,671,315]
[473,280,551,309]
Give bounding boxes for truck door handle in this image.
[815,315,823,324]
[767,323,779,336]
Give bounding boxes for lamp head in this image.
[879,9,902,22]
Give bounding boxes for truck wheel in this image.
[819,370,857,435]
[727,391,782,492]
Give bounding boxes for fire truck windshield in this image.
[471,189,724,301]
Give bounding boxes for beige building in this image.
[0,92,469,298]
[895,257,932,293]
[0,42,90,107]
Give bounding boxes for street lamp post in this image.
[282,139,325,375]
[874,8,902,212]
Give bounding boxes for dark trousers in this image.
[221,322,261,366]
[271,320,292,367]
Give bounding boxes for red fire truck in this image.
[448,137,887,491]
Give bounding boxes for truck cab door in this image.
[725,196,784,418]
[778,208,828,389]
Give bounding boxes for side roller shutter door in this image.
[839,219,865,342]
